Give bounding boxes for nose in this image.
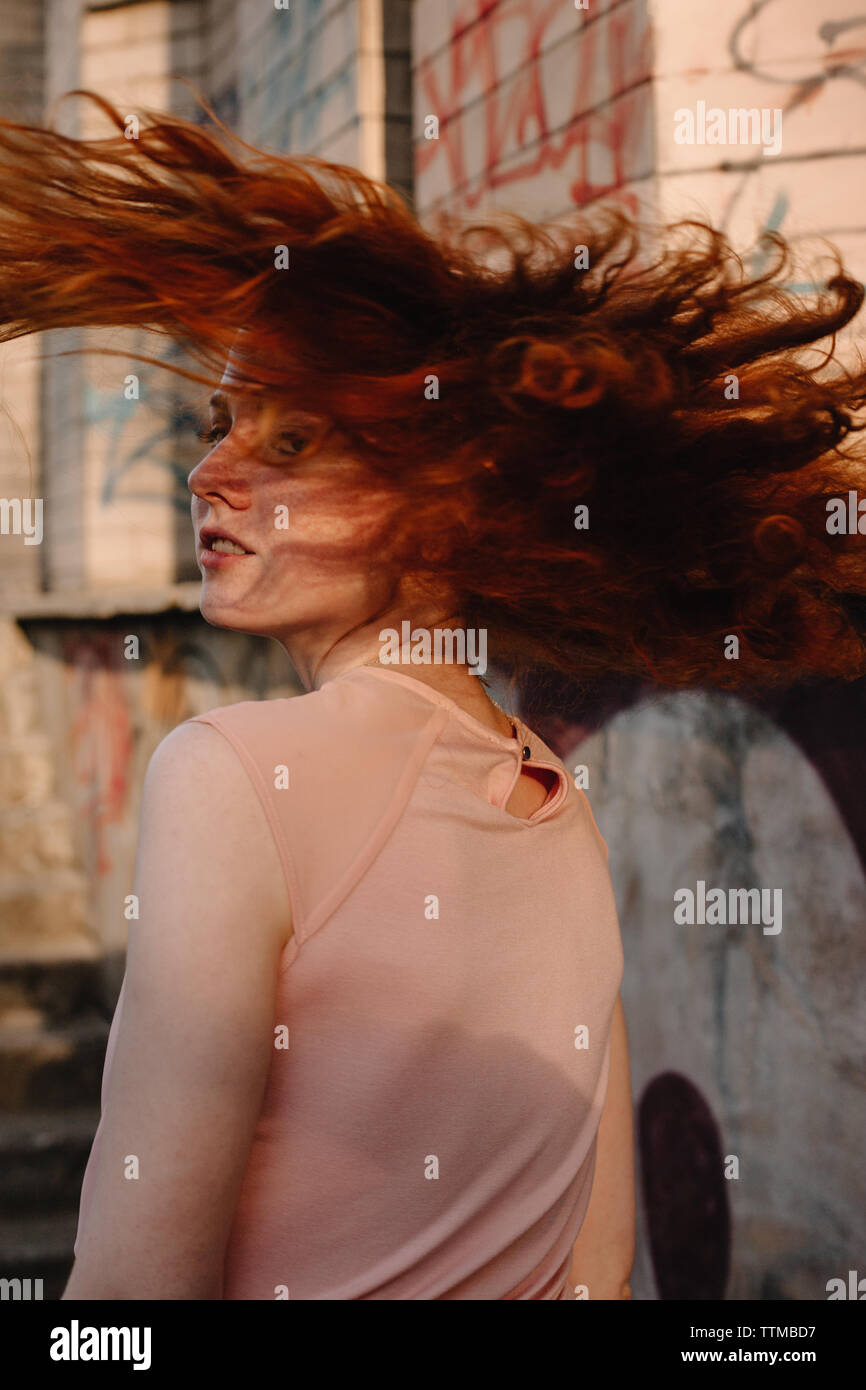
[188,441,251,509]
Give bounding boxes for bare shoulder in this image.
[145,717,230,782]
[140,719,293,949]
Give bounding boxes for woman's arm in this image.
[63,721,291,1300]
[568,991,635,1299]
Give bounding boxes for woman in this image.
[2,91,864,1299]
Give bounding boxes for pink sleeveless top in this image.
[76,665,624,1299]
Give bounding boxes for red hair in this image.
[1,90,866,691]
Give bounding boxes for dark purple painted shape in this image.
[638,1072,731,1300]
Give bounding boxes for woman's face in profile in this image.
[188,350,403,649]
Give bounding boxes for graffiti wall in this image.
[413,0,655,225]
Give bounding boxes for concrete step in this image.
[0,956,111,1027]
[0,1107,99,1216]
[0,1210,79,1300]
[0,934,98,966]
[0,1015,108,1111]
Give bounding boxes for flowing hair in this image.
[1,89,866,693]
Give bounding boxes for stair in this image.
[0,958,112,1300]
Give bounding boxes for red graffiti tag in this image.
[416,0,652,214]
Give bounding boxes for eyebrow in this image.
[206,391,326,438]
[208,389,267,415]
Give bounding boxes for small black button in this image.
[522,745,531,760]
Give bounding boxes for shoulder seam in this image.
[573,786,611,864]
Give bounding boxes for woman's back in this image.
[79,665,623,1299]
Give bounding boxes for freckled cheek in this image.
[263,482,400,551]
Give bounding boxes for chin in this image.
[199,596,261,634]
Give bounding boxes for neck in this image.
[285,609,516,736]
[360,662,519,740]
